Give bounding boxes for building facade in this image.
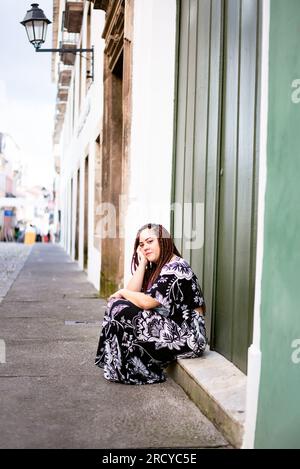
[0,132,23,240]
[53,0,300,448]
[52,0,106,289]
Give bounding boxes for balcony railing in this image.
[59,43,77,66]
[57,88,69,102]
[58,69,72,86]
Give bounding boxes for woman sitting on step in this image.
[95,223,207,385]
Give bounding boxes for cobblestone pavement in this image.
[0,242,32,302]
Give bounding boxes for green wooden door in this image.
[172,0,261,372]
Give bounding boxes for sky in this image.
[0,0,56,190]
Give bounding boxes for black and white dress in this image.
[95,256,207,384]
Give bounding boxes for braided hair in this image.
[131,223,181,292]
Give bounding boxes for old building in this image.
[52,0,105,289]
[0,132,23,240]
[53,0,300,449]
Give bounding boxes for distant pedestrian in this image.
[36,228,42,242]
[4,226,14,242]
[95,223,207,385]
[14,226,20,241]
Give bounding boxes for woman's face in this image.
[138,229,160,263]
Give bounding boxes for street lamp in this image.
[20,3,50,49]
[21,3,94,80]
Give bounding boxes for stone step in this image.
[167,349,247,448]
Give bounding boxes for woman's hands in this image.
[137,246,148,268]
[108,288,161,310]
[125,248,148,292]
[108,289,124,300]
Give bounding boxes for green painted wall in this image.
[255,0,300,448]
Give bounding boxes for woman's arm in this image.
[112,289,160,310]
[126,263,147,292]
[126,247,148,292]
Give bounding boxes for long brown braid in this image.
[131,223,181,292]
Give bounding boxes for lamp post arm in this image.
[36,47,94,81]
[35,48,93,53]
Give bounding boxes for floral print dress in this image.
[95,256,207,384]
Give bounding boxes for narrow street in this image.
[0,242,229,449]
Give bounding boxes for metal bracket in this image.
[36,46,95,81]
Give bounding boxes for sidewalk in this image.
[0,242,32,303]
[0,243,230,449]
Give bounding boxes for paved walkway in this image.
[0,243,230,449]
[0,242,32,302]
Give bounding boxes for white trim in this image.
[243,0,270,449]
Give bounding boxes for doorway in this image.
[173,0,261,372]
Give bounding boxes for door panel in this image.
[214,0,260,370]
[214,0,241,358]
[173,0,260,372]
[232,0,259,369]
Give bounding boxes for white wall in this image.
[123,0,177,284]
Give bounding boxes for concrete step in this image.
[167,349,246,448]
